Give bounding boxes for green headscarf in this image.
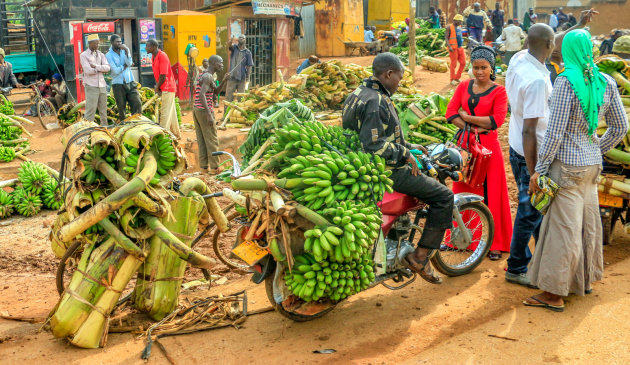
[559,29,607,136]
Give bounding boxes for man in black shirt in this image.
[600,30,623,56]
[342,53,454,284]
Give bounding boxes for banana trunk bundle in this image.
[48,118,228,348]
[420,56,449,73]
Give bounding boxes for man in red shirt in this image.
[146,39,180,137]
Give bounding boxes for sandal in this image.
[488,252,502,261]
[403,253,442,284]
[208,167,224,175]
[523,296,565,312]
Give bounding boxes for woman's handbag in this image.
[455,123,492,189]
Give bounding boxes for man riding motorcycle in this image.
[342,53,454,284]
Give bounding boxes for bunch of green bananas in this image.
[18,161,50,195]
[80,144,115,184]
[0,146,16,162]
[269,120,362,158]
[302,201,381,262]
[122,134,177,185]
[41,178,63,210]
[0,189,14,218]
[11,186,42,217]
[285,253,375,302]
[0,94,14,115]
[0,118,22,141]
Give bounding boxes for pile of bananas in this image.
[57,102,83,128]
[245,118,394,302]
[0,146,16,162]
[0,115,28,155]
[285,253,375,302]
[238,99,314,164]
[224,61,421,127]
[0,161,62,219]
[272,120,393,207]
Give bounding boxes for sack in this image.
[455,123,492,189]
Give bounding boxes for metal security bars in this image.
[244,18,273,87]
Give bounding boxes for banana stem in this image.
[94,156,165,217]
[180,177,230,233]
[141,95,159,111]
[0,178,18,188]
[144,214,216,269]
[242,138,274,175]
[68,101,86,115]
[0,112,34,125]
[0,138,27,145]
[98,217,146,260]
[56,152,157,243]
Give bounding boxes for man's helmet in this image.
[430,145,463,171]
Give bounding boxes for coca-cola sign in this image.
[82,22,115,33]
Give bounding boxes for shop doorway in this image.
[244,18,273,87]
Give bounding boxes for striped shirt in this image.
[535,74,628,175]
[193,72,214,111]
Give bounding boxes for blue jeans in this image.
[507,148,543,274]
[469,27,483,43]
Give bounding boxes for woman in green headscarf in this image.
[524,29,628,312]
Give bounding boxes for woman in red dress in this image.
[445,45,512,260]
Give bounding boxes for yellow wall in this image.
[157,11,217,66]
[368,0,409,30]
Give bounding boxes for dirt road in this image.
[2,58,630,364]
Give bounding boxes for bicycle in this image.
[9,82,58,130]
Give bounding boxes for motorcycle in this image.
[215,144,494,321]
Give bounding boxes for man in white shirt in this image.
[80,34,110,125]
[501,19,526,65]
[504,24,555,288]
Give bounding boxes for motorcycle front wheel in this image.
[431,201,494,276]
[265,266,337,322]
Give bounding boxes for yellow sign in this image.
[232,240,269,266]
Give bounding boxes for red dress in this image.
[445,79,512,253]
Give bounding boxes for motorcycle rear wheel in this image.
[265,267,337,322]
[431,201,494,276]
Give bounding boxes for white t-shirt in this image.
[501,24,525,52]
[505,50,552,157]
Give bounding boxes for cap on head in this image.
[0,48,4,57]
[87,34,99,43]
[454,14,464,21]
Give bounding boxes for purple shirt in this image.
[80,49,110,88]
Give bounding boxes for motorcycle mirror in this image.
[429,144,445,158]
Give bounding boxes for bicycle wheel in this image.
[212,208,250,270]
[37,98,57,130]
[431,201,494,276]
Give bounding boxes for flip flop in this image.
[488,252,502,261]
[402,253,442,284]
[523,296,565,312]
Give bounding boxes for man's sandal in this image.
[403,253,443,284]
[523,296,565,312]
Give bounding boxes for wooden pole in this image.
[409,0,417,81]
